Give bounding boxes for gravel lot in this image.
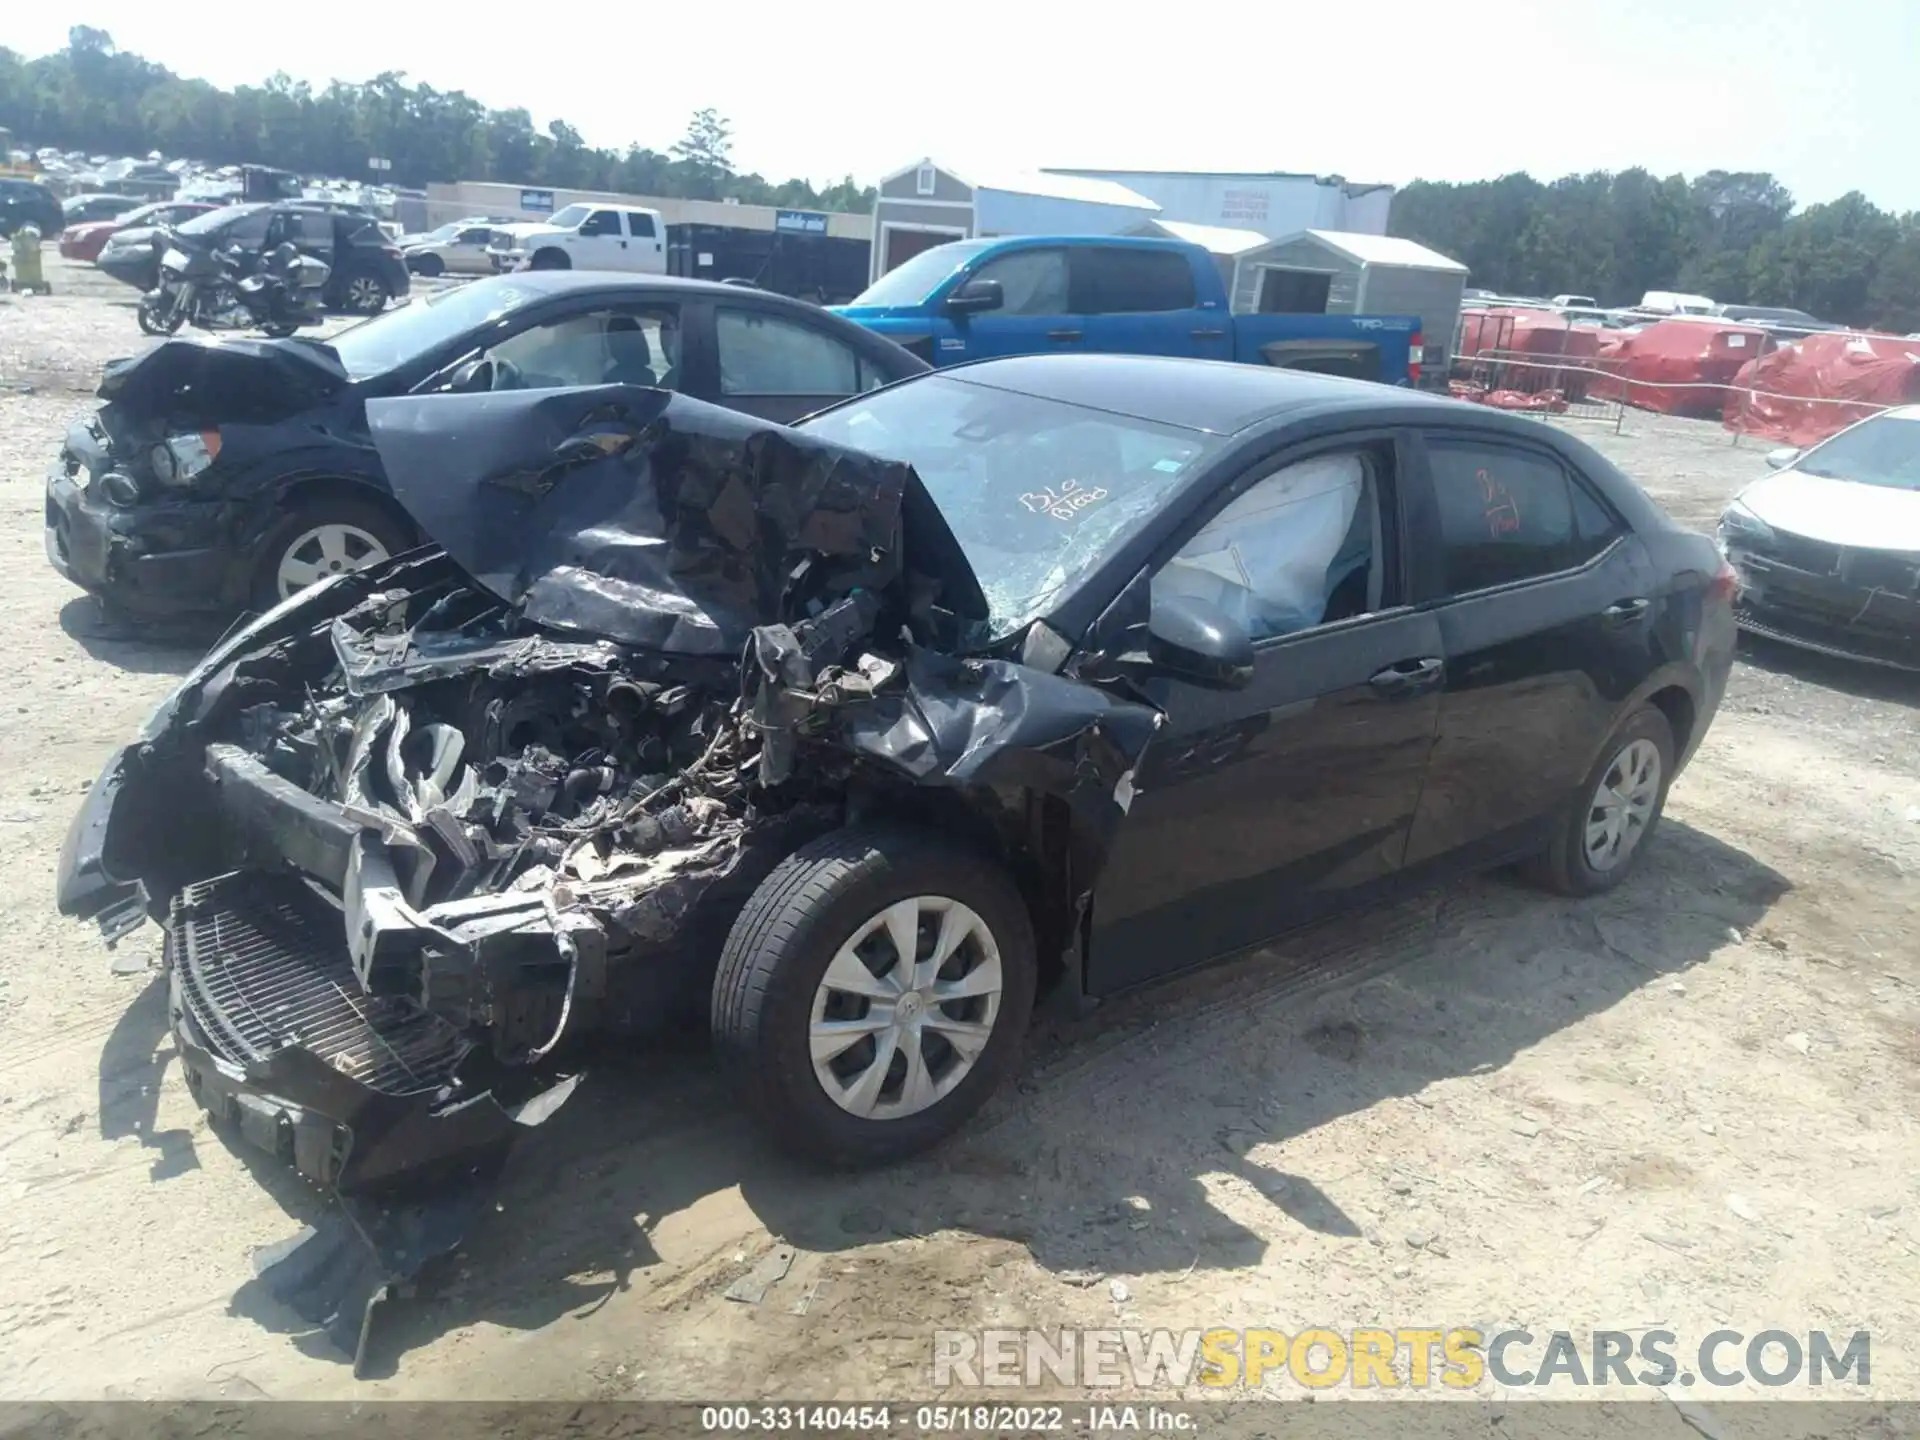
[2,254,1917,1407]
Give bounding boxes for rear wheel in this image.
[250,493,412,611]
[342,273,388,314]
[1523,705,1675,896]
[711,827,1037,1168]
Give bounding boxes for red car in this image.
[59,200,216,262]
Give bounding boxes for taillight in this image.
[1407,330,1423,386]
[1708,558,1738,604]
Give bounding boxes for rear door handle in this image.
[1191,328,1226,339]
[1602,598,1651,626]
[1368,657,1444,695]
[1047,328,1082,341]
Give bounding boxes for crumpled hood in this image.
[98,334,352,424]
[364,385,990,656]
[1739,469,1920,552]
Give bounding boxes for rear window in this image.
[1070,247,1198,313]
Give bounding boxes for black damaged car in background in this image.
[56,354,1736,1370]
[45,271,930,620]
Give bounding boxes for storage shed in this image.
[867,159,1159,284]
[1230,230,1468,373]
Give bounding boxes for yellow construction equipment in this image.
[9,225,50,293]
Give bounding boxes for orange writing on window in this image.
[1477,466,1521,538]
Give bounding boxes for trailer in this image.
[667,219,871,305]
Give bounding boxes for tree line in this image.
[1389,169,1920,333]
[0,28,875,213]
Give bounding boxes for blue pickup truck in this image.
[833,235,1423,387]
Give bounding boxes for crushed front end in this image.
[56,386,1157,1372]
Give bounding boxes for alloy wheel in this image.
[347,276,384,311]
[1584,737,1662,873]
[809,895,1004,1120]
[276,523,390,599]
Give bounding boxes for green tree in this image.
[669,107,733,199]
[1,35,874,213]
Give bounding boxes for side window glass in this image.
[482,308,681,391]
[1570,477,1622,548]
[224,211,273,247]
[1071,248,1198,314]
[627,212,657,238]
[968,249,1070,316]
[1427,440,1601,594]
[716,307,862,395]
[1152,451,1381,644]
[579,210,622,237]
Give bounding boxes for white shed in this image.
[867,159,1159,282]
[1229,229,1469,372]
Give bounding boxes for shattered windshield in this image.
[328,277,545,379]
[801,375,1213,636]
[1795,414,1920,491]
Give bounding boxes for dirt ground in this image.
[1,254,1917,1408]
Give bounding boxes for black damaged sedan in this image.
[57,356,1735,1367]
[44,271,927,620]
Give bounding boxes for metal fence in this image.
[1445,320,1896,447]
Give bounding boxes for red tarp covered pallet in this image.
[1722,331,1920,446]
[1589,320,1770,417]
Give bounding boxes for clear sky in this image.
[12,0,1919,212]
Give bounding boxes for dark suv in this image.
[0,177,63,238]
[286,204,411,314]
[95,201,410,313]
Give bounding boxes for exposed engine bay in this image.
[58,385,1161,1372]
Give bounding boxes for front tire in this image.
[712,827,1037,1168]
[1523,705,1675,897]
[137,294,183,336]
[249,493,412,611]
[412,253,445,278]
[527,248,570,271]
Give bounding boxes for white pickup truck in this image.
[490,202,666,274]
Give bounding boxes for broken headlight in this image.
[1716,499,1774,553]
[148,429,222,486]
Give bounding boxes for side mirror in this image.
[1764,446,1800,470]
[447,358,493,393]
[1147,593,1254,690]
[946,278,1004,315]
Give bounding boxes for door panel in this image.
[1402,433,1660,869]
[1085,438,1438,996]
[1089,610,1444,994]
[575,209,627,270]
[1404,540,1655,868]
[1070,245,1221,358]
[949,248,1079,361]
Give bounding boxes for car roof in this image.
[477,269,842,309]
[937,353,1457,436]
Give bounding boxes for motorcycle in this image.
[138,233,330,338]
